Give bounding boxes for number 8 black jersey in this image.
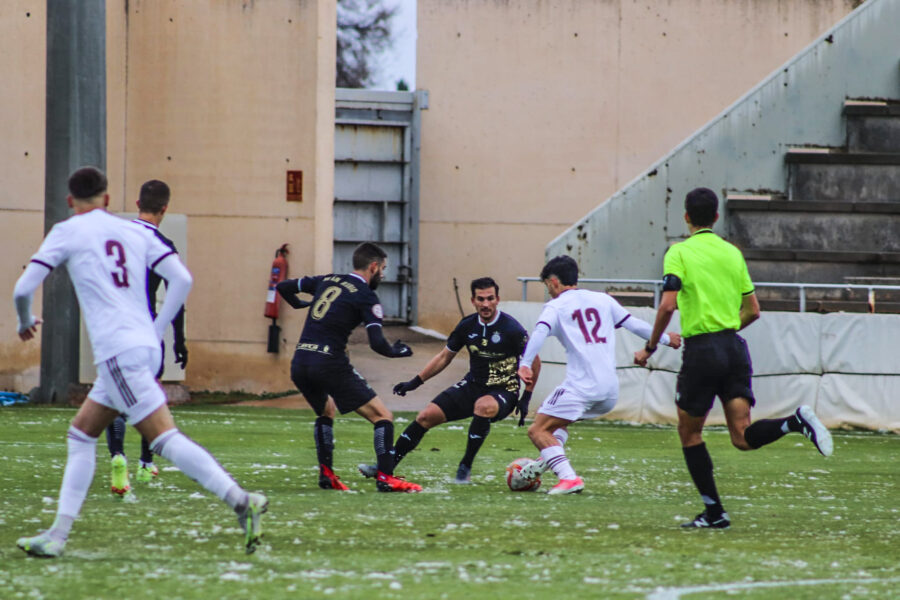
[446,311,529,392]
[289,273,383,363]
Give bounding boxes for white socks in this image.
[540,444,577,481]
[52,427,99,540]
[150,429,245,509]
[552,428,569,447]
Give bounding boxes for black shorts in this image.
[290,354,377,415]
[432,379,517,423]
[676,330,755,418]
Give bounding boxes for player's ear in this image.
[66,195,74,209]
[103,193,110,208]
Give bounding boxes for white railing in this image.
[517,277,900,312]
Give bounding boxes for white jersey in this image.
[533,289,632,398]
[30,209,176,363]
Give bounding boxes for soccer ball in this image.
[506,457,541,492]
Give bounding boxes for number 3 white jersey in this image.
[535,289,631,398]
[30,209,176,363]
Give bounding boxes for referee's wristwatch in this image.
[644,342,657,355]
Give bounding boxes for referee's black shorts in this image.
[676,330,755,417]
[290,354,377,415]
[432,378,518,423]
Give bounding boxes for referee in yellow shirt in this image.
[634,187,833,529]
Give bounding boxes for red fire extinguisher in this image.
[265,244,289,353]
[265,244,289,319]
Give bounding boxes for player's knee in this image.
[415,411,436,429]
[473,397,498,418]
[731,432,752,451]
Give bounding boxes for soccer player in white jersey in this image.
[12,167,267,557]
[517,255,682,494]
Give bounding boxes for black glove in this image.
[391,340,413,358]
[515,390,532,427]
[393,375,423,396]
[174,340,188,369]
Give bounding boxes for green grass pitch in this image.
[0,404,897,599]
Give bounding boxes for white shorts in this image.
[537,384,617,422]
[88,346,166,425]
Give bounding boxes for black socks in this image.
[374,420,395,475]
[105,415,126,457]
[744,417,790,449]
[393,421,428,467]
[460,416,490,468]
[314,416,335,468]
[682,442,724,517]
[140,435,153,464]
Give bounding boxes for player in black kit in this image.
[277,242,423,492]
[105,180,188,495]
[358,277,540,483]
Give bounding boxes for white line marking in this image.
[647,577,900,600]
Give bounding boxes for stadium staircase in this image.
[727,99,900,313]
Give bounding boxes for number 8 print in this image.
[311,286,343,320]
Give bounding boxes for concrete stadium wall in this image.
[502,301,900,434]
[415,0,860,334]
[1,1,335,394]
[547,0,900,279]
[1,2,48,392]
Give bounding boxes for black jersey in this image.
[133,219,184,343]
[446,311,528,392]
[292,273,383,362]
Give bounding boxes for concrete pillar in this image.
[38,0,106,403]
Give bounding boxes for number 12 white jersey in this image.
[534,289,632,398]
[30,209,175,363]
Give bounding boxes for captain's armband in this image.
[662,274,682,292]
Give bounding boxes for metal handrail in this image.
[517,277,900,312]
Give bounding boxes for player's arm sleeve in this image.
[172,305,186,345]
[362,293,402,356]
[445,320,466,353]
[662,246,685,290]
[521,306,556,368]
[14,227,70,331]
[520,322,549,369]
[151,255,192,341]
[618,313,670,346]
[610,296,671,345]
[276,278,310,309]
[13,262,52,332]
[298,276,323,295]
[366,323,398,357]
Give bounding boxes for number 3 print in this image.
[105,240,129,288]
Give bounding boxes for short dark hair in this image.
[685,187,718,227]
[540,255,579,286]
[68,166,108,200]
[138,180,171,214]
[470,277,498,297]
[352,242,388,270]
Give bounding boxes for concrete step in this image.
[844,100,900,153]
[727,199,900,252]
[758,297,900,314]
[786,150,900,202]
[744,249,900,284]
